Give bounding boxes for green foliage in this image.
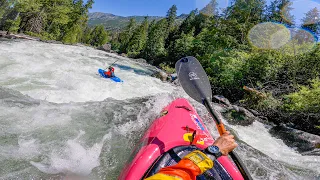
[179,10,196,35]
[206,51,247,88]
[4,16,21,33]
[266,0,294,25]
[0,0,11,21]
[82,26,92,44]
[243,51,286,84]
[301,7,320,36]
[127,17,148,57]
[200,0,218,16]
[159,63,176,74]
[119,18,136,52]
[167,30,194,62]
[224,0,266,45]
[142,19,167,62]
[89,25,109,47]
[166,5,177,32]
[0,0,94,44]
[242,92,281,111]
[62,24,83,44]
[25,31,55,40]
[284,78,320,113]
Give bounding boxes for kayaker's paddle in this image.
[104,60,119,70]
[175,56,253,180]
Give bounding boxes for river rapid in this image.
[0,39,319,180]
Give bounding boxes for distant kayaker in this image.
[145,131,237,180]
[104,66,115,78]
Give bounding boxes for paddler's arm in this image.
[145,131,237,180]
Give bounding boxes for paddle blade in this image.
[175,56,212,103]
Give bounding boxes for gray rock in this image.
[134,58,147,64]
[249,109,261,116]
[41,40,63,44]
[0,31,7,37]
[270,125,320,153]
[99,43,112,52]
[120,53,127,57]
[151,70,169,82]
[301,149,320,156]
[212,96,256,126]
[172,79,180,86]
[213,95,232,106]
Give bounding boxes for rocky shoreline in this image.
[212,96,320,156]
[0,31,40,40]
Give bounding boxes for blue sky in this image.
[90,0,231,16]
[90,0,320,25]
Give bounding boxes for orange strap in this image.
[145,151,213,180]
[157,159,201,180]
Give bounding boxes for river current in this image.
[0,39,319,180]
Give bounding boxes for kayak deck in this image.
[119,98,243,180]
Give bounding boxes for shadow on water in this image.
[114,63,154,76]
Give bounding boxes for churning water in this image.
[0,39,319,180]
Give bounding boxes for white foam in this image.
[30,131,111,176]
[228,121,320,173]
[0,40,175,103]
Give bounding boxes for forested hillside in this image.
[0,0,108,46]
[88,12,188,31]
[109,0,320,134]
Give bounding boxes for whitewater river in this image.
[0,39,319,180]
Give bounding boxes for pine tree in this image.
[166,5,177,33]
[142,19,167,63]
[301,7,320,36]
[223,0,266,44]
[193,13,211,36]
[169,29,195,63]
[127,17,149,57]
[179,10,197,34]
[266,0,294,26]
[119,18,136,53]
[0,0,11,20]
[200,0,218,16]
[89,25,109,47]
[82,26,92,44]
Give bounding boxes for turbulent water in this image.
[0,39,319,180]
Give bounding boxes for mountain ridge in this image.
[88,12,188,31]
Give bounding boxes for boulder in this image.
[159,71,168,81]
[212,95,256,126]
[134,58,147,64]
[269,125,320,154]
[0,31,7,37]
[99,43,112,52]
[120,53,127,57]
[151,71,168,82]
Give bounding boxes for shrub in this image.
[283,78,320,113]
[159,63,175,74]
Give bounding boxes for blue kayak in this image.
[98,69,123,82]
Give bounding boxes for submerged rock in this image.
[269,125,320,154]
[213,95,257,126]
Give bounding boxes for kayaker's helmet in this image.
[109,66,112,70]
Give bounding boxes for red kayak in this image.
[119,98,244,180]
